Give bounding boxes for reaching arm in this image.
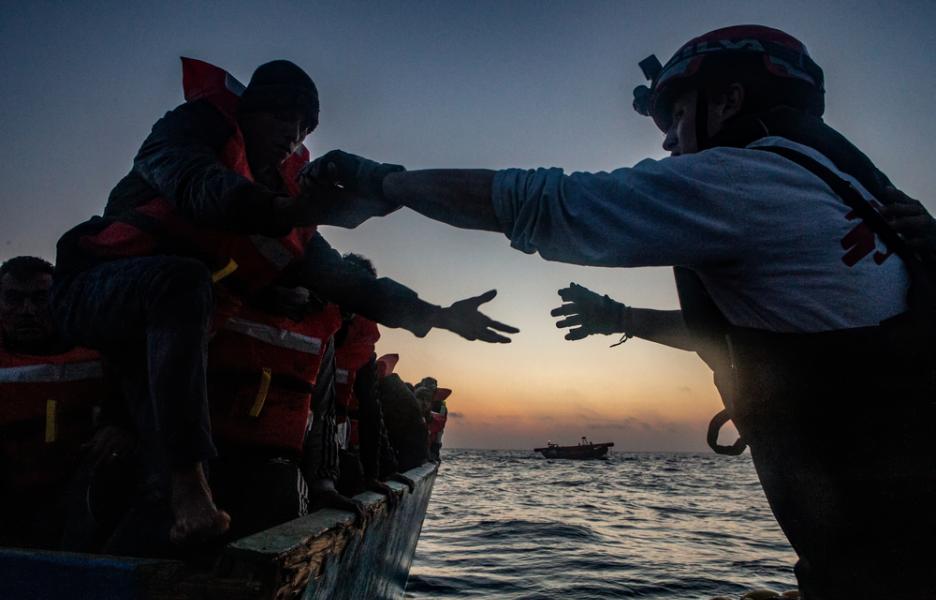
[286,233,517,342]
[552,283,696,351]
[129,101,291,236]
[627,308,695,351]
[383,170,501,232]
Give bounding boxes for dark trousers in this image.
[209,455,307,540]
[728,326,936,600]
[52,256,217,474]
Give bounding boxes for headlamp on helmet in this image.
[632,25,825,132]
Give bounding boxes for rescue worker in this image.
[51,58,517,544]
[0,257,121,548]
[304,25,936,599]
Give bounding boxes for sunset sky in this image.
[3,1,935,450]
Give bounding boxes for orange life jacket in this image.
[334,318,381,414]
[208,303,343,455]
[0,346,103,491]
[334,319,382,451]
[429,410,447,438]
[79,57,315,292]
[429,388,451,439]
[428,388,452,448]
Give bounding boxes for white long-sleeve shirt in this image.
[492,136,909,333]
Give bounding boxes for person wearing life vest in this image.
[204,287,351,538]
[332,254,405,501]
[379,369,430,473]
[0,256,127,548]
[428,387,451,462]
[305,25,936,599]
[50,58,518,545]
[413,377,451,461]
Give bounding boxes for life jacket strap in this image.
[249,368,273,417]
[212,258,239,283]
[45,399,57,443]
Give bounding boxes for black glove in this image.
[880,187,936,264]
[551,283,630,341]
[295,150,405,228]
[300,150,404,200]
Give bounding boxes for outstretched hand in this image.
[434,290,519,343]
[551,283,628,341]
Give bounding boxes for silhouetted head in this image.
[238,60,319,171]
[342,253,377,277]
[0,256,56,353]
[632,25,825,155]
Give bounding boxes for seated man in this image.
[332,254,405,500]
[206,287,347,539]
[378,369,430,473]
[51,58,517,545]
[0,257,113,548]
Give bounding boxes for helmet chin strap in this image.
[694,90,710,151]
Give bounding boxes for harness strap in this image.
[752,145,913,263]
[706,408,746,455]
[706,143,925,457]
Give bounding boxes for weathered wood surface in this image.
[0,462,438,600]
[221,461,437,600]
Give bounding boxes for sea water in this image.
[407,449,796,599]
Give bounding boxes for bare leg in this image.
[169,463,230,544]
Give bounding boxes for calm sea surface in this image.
[407,449,797,599]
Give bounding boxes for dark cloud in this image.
[587,417,674,433]
[448,411,464,419]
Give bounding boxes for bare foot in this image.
[366,479,399,509]
[307,478,365,524]
[169,463,231,545]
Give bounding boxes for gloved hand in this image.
[880,187,936,263]
[551,283,630,341]
[299,149,404,200]
[294,150,405,228]
[432,290,519,343]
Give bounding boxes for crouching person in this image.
[331,254,401,502]
[0,257,113,548]
[51,56,515,547]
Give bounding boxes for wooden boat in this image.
[0,461,438,600]
[534,438,614,460]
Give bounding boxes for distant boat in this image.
[535,437,614,460]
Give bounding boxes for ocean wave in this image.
[409,450,796,599]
